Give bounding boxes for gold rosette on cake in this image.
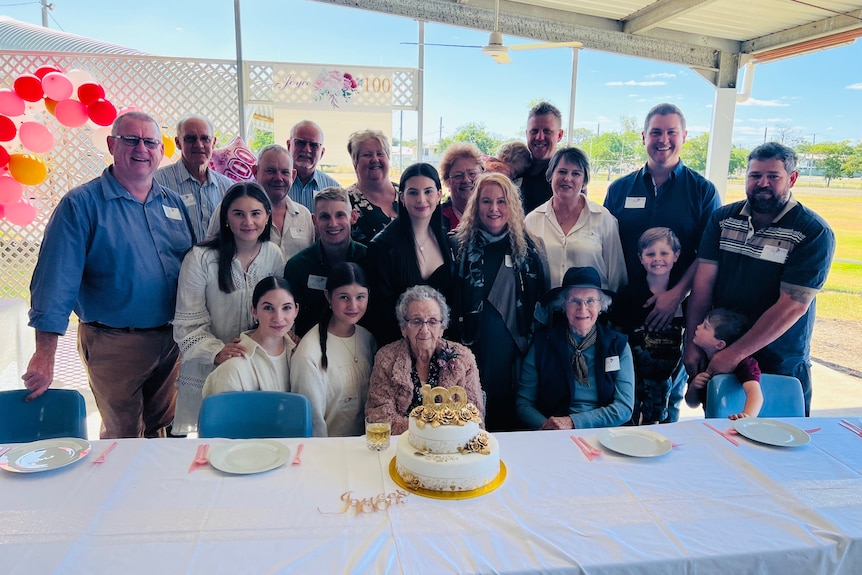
[459,432,491,455]
[409,385,483,428]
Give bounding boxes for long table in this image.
[2,418,861,574]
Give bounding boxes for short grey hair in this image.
[395,285,450,329]
[176,114,214,136]
[552,287,612,313]
[111,111,160,137]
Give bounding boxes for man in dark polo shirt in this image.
[520,101,564,214]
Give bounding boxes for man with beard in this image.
[520,101,564,214]
[684,142,835,415]
[286,120,339,211]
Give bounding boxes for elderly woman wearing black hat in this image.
[516,266,634,429]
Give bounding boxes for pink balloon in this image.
[4,200,37,226]
[0,89,26,117]
[19,122,55,154]
[41,72,74,101]
[54,99,89,128]
[0,175,23,205]
[210,136,256,182]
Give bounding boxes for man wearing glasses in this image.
[286,120,339,211]
[155,115,233,242]
[25,111,194,439]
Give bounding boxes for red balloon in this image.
[13,74,44,102]
[0,145,8,168]
[77,83,106,105]
[0,116,16,142]
[34,65,61,80]
[87,99,117,126]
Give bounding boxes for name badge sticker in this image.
[504,254,513,268]
[307,275,327,291]
[624,197,646,209]
[163,206,183,221]
[289,227,304,239]
[605,356,621,372]
[760,245,788,264]
[181,194,196,208]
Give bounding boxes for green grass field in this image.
[588,178,862,323]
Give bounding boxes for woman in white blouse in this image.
[290,263,377,437]
[524,147,627,292]
[203,277,298,397]
[172,182,285,433]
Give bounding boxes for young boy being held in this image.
[685,308,764,420]
[610,227,684,425]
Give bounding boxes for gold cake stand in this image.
[389,457,507,500]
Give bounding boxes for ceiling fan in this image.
[402,0,582,64]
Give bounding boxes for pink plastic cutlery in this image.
[93,441,118,464]
[292,443,304,466]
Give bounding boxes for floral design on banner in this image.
[312,70,362,109]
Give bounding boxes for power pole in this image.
[41,0,53,28]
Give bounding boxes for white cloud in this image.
[743,117,793,123]
[605,80,666,87]
[737,98,790,107]
[647,73,676,79]
[846,83,862,90]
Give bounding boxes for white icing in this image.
[407,417,480,453]
[395,432,500,492]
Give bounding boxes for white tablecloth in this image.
[0,298,34,391]
[1,418,860,574]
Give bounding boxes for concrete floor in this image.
[52,325,862,440]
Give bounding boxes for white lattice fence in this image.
[0,52,241,298]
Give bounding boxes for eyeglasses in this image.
[292,138,322,152]
[449,170,482,182]
[182,134,212,144]
[406,318,442,329]
[565,297,601,308]
[112,135,161,149]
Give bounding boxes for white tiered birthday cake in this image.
[394,385,500,492]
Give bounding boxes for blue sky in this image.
[3,0,860,147]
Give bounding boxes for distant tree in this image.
[842,142,862,176]
[810,141,854,186]
[439,122,503,155]
[620,114,639,134]
[771,124,805,148]
[681,132,709,173]
[568,128,593,146]
[729,146,750,176]
[249,128,274,153]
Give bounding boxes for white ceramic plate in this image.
[208,440,291,474]
[598,428,672,458]
[732,419,810,447]
[0,437,91,473]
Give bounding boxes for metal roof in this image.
[311,0,862,86]
[0,16,148,55]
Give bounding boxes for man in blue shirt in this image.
[685,142,835,415]
[155,114,233,242]
[286,120,340,211]
[25,111,194,439]
[603,103,721,422]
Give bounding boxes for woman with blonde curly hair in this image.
[345,129,399,245]
[450,172,548,431]
[438,142,484,232]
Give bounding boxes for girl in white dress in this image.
[203,277,298,396]
[290,263,377,437]
[172,182,284,433]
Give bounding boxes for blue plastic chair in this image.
[704,373,805,418]
[0,389,88,443]
[198,391,313,439]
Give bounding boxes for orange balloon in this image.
[162,133,176,158]
[9,153,47,186]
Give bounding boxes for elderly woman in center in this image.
[365,285,484,436]
[439,142,484,232]
[524,146,627,291]
[517,266,634,429]
[450,172,547,431]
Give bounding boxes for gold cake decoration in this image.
[410,385,482,428]
[459,432,491,455]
